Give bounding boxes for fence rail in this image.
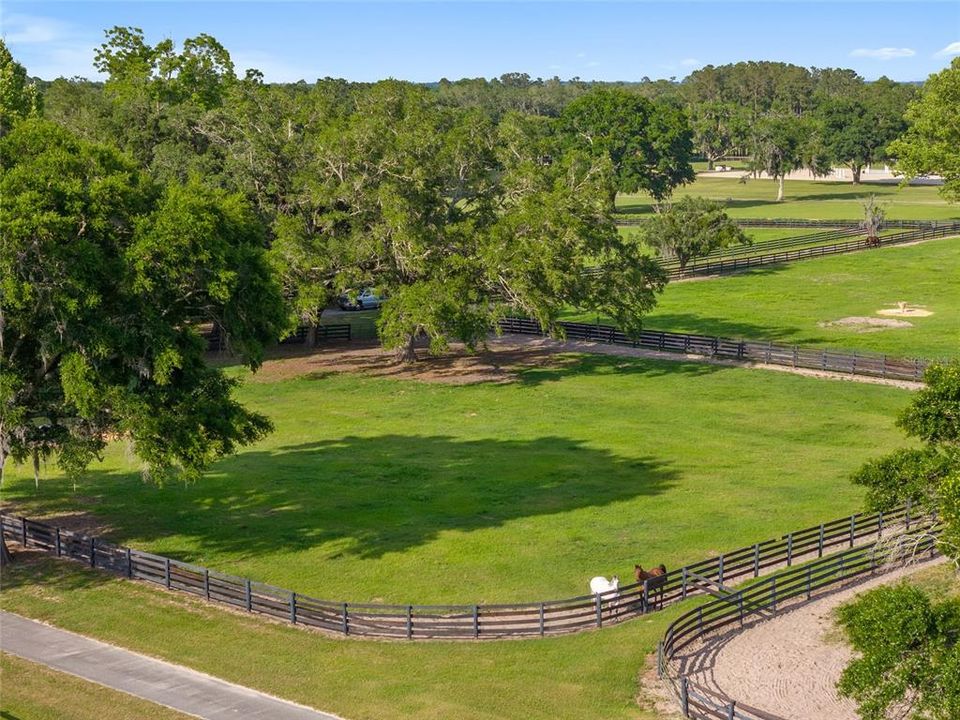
[0,500,928,642]
[657,527,942,719]
[595,223,960,280]
[615,217,950,229]
[499,317,931,382]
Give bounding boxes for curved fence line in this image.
[656,526,942,719]
[499,317,932,382]
[0,501,927,641]
[614,218,952,229]
[596,223,960,279]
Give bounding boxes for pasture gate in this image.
[0,501,932,641]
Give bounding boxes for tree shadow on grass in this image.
[0,552,114,593]
[643,312,806,345]
[12,434,678,565]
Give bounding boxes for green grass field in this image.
[0,651,190,720]
[1,554,691,720]
[567,235,960,359]
[3,356,911,604]
[617,177,959,221]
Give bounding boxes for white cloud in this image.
[849,47,916,60]
[679,58,701,68]
[231,51,314,83]
[935,41,960,57]
[585,60,601,68]
[1,14,67,45]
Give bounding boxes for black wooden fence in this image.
[498,317,931,382]
[615,217,949,229]
[205,324,352,352]
[0,501,928,641]
[596,223,960,279]
[657,527,942,719]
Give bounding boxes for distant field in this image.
[617,177,959,221]
[566,235,960,359]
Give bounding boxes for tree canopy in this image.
[642,196,749,271]
[560,88,694,203]
[889,57,960,201]
[837,583,960,720]
[0,120,287,490]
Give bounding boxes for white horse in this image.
[589,575,621,616]
[589,575,619,596]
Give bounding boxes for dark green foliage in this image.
[890,58,960,202]
[0,40,42,135]
[560,88,694,203]
[0,120,286,483]
[852,360,960,562]
[837,584,960,720]
[643,196,749,270]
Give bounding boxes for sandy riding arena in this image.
[672,558,947,720]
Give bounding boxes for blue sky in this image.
[3,2,958,83]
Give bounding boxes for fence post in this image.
[406,605,413,639]
[55,528,62,557]
[806,566,812,599]
[738,592,744,625]
[906,498,912,530]
[473,605,479,638]
[290,592,297,624]
[786,534,793,566]
[539,603,545,637]
[125,548,132,578]
[680,676,689,716]
[727,701,736,720]
[203,568,210,599]
[878,510,884,538]
[90,538,96,567]
[595,594,603,628]
[642,579,649,612]
[718,554,725,585]
[21,517,27,547]
[697,606,704,633]
[753,544,760,577]
[681,567,688,599]
[771,578,777,611]
[164,557,171,587]
[245,579,252,612]
[849,515,856,547]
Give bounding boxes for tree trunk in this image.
[396,334,418,364]
[776,175,785,202]
[852,165,862,185]
[706,158,715,171]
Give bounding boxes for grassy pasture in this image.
[0,555,687,720]
[3,356,910,605]
[567,235,960,359]
[617,176,959,221]
[0,651,190,720]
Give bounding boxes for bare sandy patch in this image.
[818,316,913,332]
[670,557,948,720]
[241,340,577,386]
[877,302,933,318]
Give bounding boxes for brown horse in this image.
[635,564,668,609]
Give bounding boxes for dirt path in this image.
[675,558,947,720]
[229,334,922,390]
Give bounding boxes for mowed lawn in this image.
[567,235,960,359]
[2,354,911,605]
[0,554,688,720]
[0,652,191,720]
[616,176,960,221]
